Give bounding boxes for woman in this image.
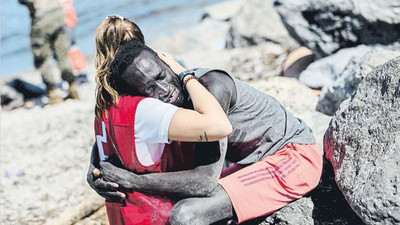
[94,15,232,225]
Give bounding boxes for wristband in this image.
[183,75,198,91]
[178,70,190,80]
[180,72,195,84]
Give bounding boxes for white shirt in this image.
[134,98,179,166]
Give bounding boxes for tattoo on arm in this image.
[198,131,209,142]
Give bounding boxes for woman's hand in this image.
[156,51,186,75]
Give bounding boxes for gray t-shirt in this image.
[190,68,316,165]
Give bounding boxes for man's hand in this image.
[87,163,126,202]
[99,161,137,190]
[86,144,126,202]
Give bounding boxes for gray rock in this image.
[241,197,315,225]
[226,0,297,49]
[299,45,372,90]
[307,111,332,151]
[323,57,400,224]
[274,0,400,57]
[309,158,365,225]
[315,47,400,115]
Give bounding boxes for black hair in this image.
[110,40,156,94]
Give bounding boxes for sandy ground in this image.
[0,69,103,224]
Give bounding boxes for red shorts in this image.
[219,143,323,223]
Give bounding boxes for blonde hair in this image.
[94,15,145,118]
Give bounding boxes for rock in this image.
[148,18,230,55]
[299,45,399,116]
[307,111,331,150]
[180,43,288,81]
[309,159,365,225]
[226,0,297,49]
[261,198,314,225]
[317,48,400,115]
[323,57,400,224]
[306,46,400,115]
[201,0,245,22]
[239,197,315,225]
[299,45,372,90]
[274,0,400,57]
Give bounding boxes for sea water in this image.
[1,0,228,77]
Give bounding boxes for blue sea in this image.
[1,0,228,77]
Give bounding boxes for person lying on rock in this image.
[87,15,323,225]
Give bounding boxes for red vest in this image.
[94,96,195,225]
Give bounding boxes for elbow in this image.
[204,117,232,141]
[224,122,233,137]
[218,120,232,139]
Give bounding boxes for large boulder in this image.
[298,45,400,116]
[316,48,400,115]
[274,0,400,57]
[226,0,297,49]
[298,45,372,90]
[323,57,400,224]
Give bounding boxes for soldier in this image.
[18,0,79,104]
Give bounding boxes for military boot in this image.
[65,82,80,100]
[47,87,63,104]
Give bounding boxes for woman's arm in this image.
[99,70,236,197]
[157,52,232,142]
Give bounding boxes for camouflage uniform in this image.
[18,0,75,90]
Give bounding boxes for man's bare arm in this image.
[99,70,236,197]
[100,138,227,197]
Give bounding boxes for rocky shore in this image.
[1,0,399,224]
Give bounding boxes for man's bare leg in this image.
[169,185,233,225]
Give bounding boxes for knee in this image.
[169,200,197,225]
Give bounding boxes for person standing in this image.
[18,0,79,104]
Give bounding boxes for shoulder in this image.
[195,69,237,110]
[198,70,235,95]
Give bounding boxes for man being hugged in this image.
[88,16,323,225]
